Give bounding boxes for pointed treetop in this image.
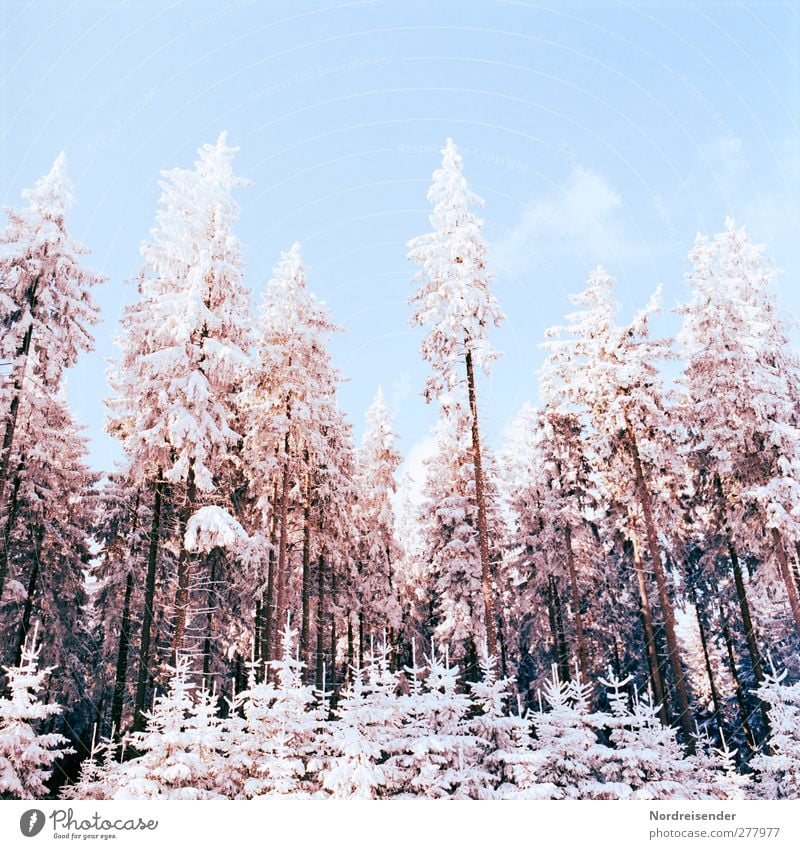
[21,151,73,219]
[195,130,250,191]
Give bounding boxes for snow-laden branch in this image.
[184,505,248,554]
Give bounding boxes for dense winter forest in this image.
[1,134,799,800]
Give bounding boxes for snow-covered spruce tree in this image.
[0,627,71,799]
[353,388,403,664]
[0,153,104,604]
[397,644,489,798]
[242,242,344,668]
[101,656,226,799]
[749,662,800,799]
[543,269,696,748]
[60,727,118,801]
[599,670,701,799]
[417,397,509,673]
[320,644,408,799]
[524,665,611,799]
[108,132,252,726]
[223,619,323,798]
[692,729,751,800]
[467,652,541,798]
[408,139,505,657]
[677,219,800,639]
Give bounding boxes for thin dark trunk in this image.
[612,635,623,680]
[330,564,338,687]
[133,477,163,732]
[714,475,765,686]
[347,618,354,676]
[202,552,217,690]
[274,431,291,659]
[358,610,365,669]
[564,525,588,679]
[110,572,134,738]
[315,551,325,691]
[110,491,141,739]
[14,528,43,666]
[465,638,480,684]
[632,543,669,724]
[547,576,570,682]
[464,349,497,657]
[497,613,508,679]
[260,533,275,661]
[720,612,758,750]
[171,464,197,663]
[628,423,694,750]
[262,490,277,669]
[794,542,800,593]
[300,464,311,669]
[728,539,764,686]
[233,654,245,696]
[772,527,800,635]
[253,602,262,670]
[0,281,37,510]
[694,600,725,741]
[0,467,23,603]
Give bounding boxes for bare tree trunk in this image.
[713,475,765,688]
[357,610,365,668]
[564,525,589,679]
[110,572,134,738]
[0,277,38,510]
[793,542,800,596]
[693,600,725,741]
[133,477,164,732]
[627,423,694,750]
[497,613,509,679]
[300,463,311,669]
[331,564,339,686]
[547,576,570,682]
[262,480,278,670]
[724,539,765,692]
[110,491,141,739]
[273,431,291,659]
[347,618,354,677]
[202,552,217,691]
[465,349,497,657]
[632,542,669,725]
[720,612,759,750]
[171,464,196,663]
[13,527,43,665]
[612,635,623,680]
[772,528,800,635]
[315,551,325,691]
[0,466,23,602]
[253,602,262,669]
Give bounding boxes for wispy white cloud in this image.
[392,434,436,510]
[492,166,643,275]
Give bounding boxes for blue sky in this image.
[2,0,799,488]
